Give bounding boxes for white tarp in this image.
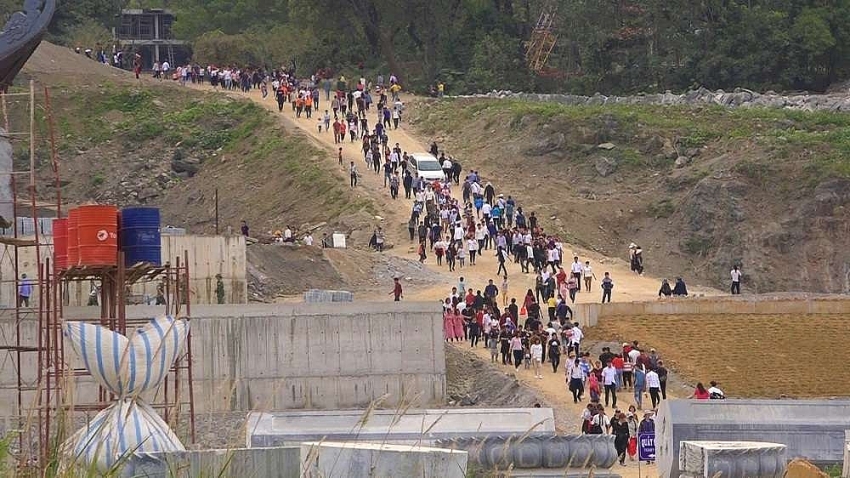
[61,316,189,472]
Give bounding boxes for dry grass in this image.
[590,314,850,398]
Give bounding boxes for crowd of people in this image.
[189,66,741,467]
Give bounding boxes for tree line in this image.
[7,0,850,94]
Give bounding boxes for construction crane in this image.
[525,1,559,73]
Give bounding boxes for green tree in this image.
[788,7,835,88]
[467,33,530,91]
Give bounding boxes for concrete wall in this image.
[0,234,247,307]
[656,399,850,478]
[122,447,301,478]
[0,302,446,420]
[573,297,850,327]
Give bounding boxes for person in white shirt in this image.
[530,338,544,379]
[570,257,584,293]
[730,266,742,295]
[466,238,479,265]
[283,227,293,242]
[646,369,661,408]
[480,202,492,221]
[707,381,725,399]
[303,233,313,246]
[583,261,596,292]
[547,248,559,273]
[570,322,583,355]
[568,357,585,403]
[628,347,640,365]
[453,224,464,245]
[602,363,618,407]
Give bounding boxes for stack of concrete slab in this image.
[247,408,556,447]
[678,441,787,478]
[120,447,301,478]
[300,441,467,478]
[303,289,354,303]
[656,399,850,478]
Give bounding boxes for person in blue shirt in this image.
[491,204,502,228]
[633,366,646,409]
[18,274,32,307]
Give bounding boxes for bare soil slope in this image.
[409,98,850,294]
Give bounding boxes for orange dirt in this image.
[589,314,850,399]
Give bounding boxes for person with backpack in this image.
[588,406,609,435]
[708,381,726,399]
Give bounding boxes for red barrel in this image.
[76,205,118,267]
[52,218,68,271]
[67,209,79,267]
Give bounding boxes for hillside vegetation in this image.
[14,44,374,236]
[411,98,850,293]
[13,0,850,94]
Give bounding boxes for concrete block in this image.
[657,399,850,478]
[121,446,300,478]
[303,289,354,302]
[507,471,621,478]
[300,441,467,478]
[247,408,556,448]
[678,441,786,478]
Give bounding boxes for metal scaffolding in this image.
[526,2,559,73]
[0,81,195,470]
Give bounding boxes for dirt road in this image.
[192,84,690,477]
[193,84,718,305]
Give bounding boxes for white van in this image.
[408,153,445,181]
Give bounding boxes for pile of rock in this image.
[457,87,850,112]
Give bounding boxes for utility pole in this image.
[214,188,219,235]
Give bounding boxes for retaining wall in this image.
[573,297,850,327]
[0,302,446,421]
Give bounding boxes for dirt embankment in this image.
[409,98,850,294]
[446,346,579,433]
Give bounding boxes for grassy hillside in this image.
[10,50,374,237]
[411,98,850,293]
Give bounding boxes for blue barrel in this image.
[119,207,162,267]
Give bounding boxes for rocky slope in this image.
[465,86,850,112]
[410,97,850,293]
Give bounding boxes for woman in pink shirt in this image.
[451,310,465,342]
[510,332,524,370]
[443,309,457,341]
